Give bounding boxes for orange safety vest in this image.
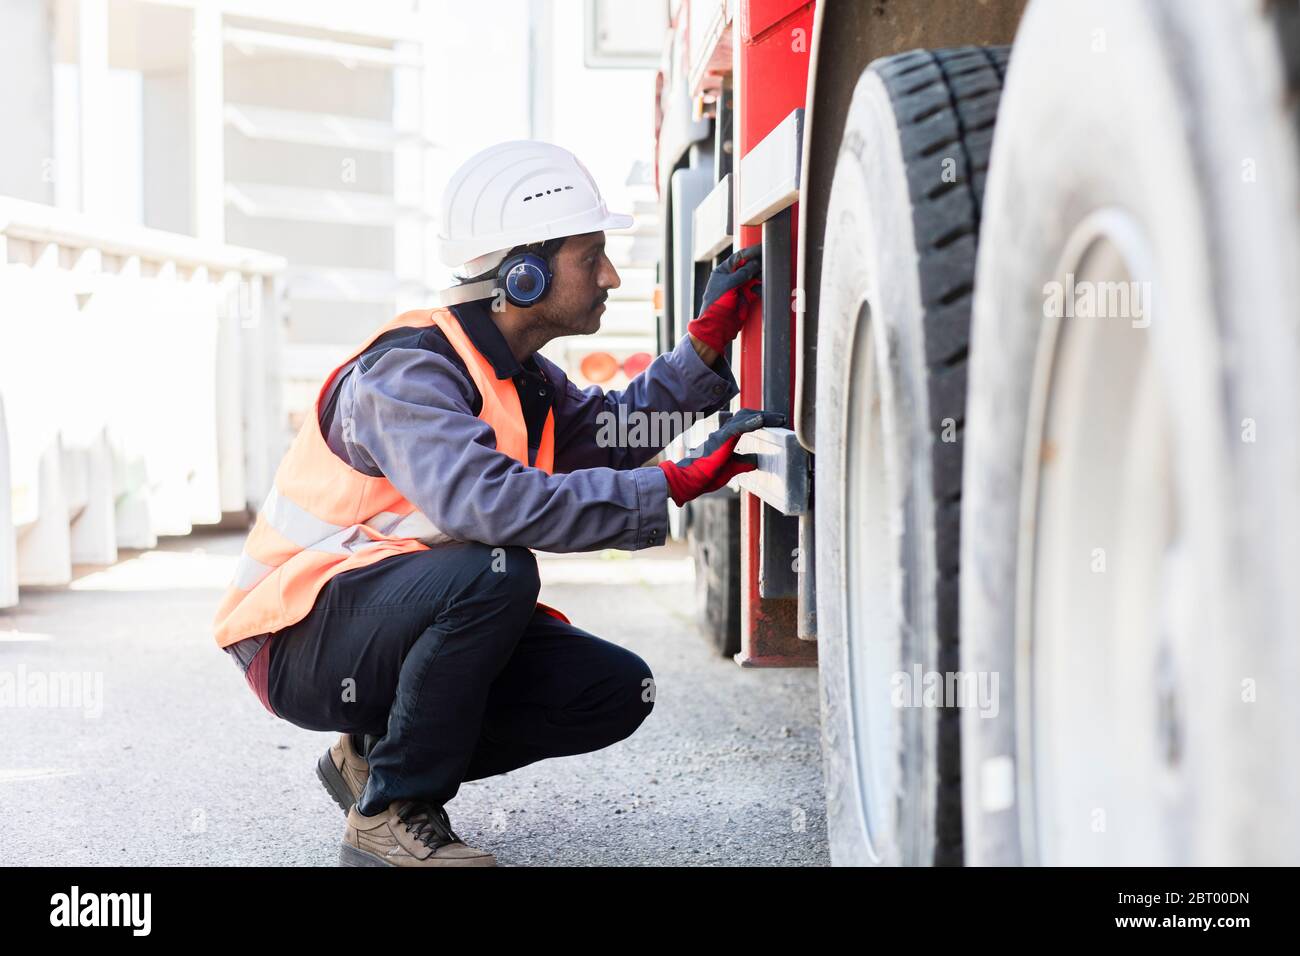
[213,306,568,651]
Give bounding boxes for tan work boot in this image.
[316,733,369,814]
[340,800,497,867]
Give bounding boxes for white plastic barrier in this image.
[0,199,288,606]
[0,392,14,607]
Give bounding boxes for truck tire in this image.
[687,492,742,657]
[962,0,1300,865]
[814,46,1009,866]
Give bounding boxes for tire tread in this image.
[873,43,1011,867]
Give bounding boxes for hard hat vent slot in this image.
[522,185,576,202]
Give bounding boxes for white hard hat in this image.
[436,140,634,273]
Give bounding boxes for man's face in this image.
[535,231,620,335]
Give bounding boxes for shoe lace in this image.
[397,801,462,850]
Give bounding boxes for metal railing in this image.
[0,197,288,607]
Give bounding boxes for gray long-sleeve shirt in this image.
[318,300,739,553]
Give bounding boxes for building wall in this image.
[0,0,56,204]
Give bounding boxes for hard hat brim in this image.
[598,212,635,231]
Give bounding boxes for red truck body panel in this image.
[734,0,816,666]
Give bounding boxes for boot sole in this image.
[339,842,498,867]
[340,842,394,867]
[316,749,360,815]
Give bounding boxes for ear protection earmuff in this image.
[496,252,552,308]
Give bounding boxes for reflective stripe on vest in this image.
[213,307,558,649]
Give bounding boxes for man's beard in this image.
[536,296,605,336]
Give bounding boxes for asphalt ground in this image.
[0,528,828,866]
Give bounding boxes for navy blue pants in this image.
[265,543,655,815]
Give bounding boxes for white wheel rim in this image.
[1021,210,1191,865]
[843,299,904,863]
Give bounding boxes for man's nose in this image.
[600,257,621,290]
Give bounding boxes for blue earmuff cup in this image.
[504,258,549,305]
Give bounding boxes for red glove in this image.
[687,245,762,353]
[658,409,785,506]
